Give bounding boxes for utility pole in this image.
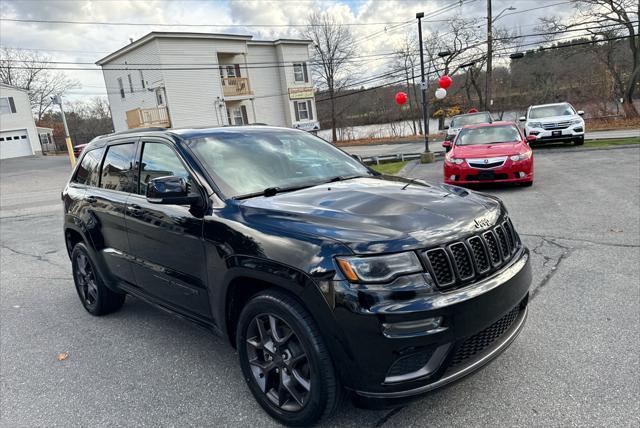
[52,95,76,167]
[485,0,493,111]
[416,12,434,164]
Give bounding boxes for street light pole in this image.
[52,95,76,167]
[485,3,515,111]
[485,0,492,111]
[416,12,435,164]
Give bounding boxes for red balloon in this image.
[438,75,453,89]
[395,91,408,105]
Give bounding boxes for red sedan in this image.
[443,122,535,187]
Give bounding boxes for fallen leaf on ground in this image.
[609,228,623,233]
[56,352,69,361]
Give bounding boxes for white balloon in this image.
[435,88,447,99]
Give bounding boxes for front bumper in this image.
[332,248,531,406]
[444,159,533,184]
[526,126,584,143]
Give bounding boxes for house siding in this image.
[0,84,41,157]
[247,44,286,126]
[101,39,163,132]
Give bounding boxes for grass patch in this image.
[534,137,639,150]
[370,161,409,175]
[369,161,409,175]
[583,138,640,147]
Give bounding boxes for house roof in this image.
[95,31,313,65]
[0,82,29,94]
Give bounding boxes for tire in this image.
[574,137,584,146]
[71,242,125,316]
[236,290,340,426]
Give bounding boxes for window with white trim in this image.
[0,97,16,115]
[293,62,308,83]
[117,78,125,99]
[127,74,134,93]
[294,100,313,122]
[139,70,145,89]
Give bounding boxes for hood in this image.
[237,176,502,254]
[528,114,580,123]
[453,141,525,157]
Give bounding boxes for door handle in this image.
[85,196,97,204]
[127,204,143,216]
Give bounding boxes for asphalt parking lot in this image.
[1,146,639,427]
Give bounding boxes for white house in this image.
[96,32,319,133]
[0,83,42,159]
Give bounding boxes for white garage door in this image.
[0,130,34,159]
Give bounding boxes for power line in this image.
[0,17,406,27]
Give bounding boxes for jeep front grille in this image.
[423,218,521,289]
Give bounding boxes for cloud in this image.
[0,0,576,101]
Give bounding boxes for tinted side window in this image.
[73,147,104,187]
[100,143,136,193]
[138,142,190,195]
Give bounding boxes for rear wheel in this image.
[236,290,340,426]
[71,243,125,315]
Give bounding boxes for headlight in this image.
[336,252,423,283]
[528,122,542,128]
[571,118,583,125]
[445,154,465,164]
[510,151,532,161]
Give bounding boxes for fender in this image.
[214,255,363,390]
[63,214,122,294]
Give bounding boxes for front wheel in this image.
[71,243,125,315]
[574,137,584,146]
[236,290,340,426]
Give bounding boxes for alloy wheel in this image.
[74,253,98,306]
[245,313,312,412]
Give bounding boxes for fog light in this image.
[382,317,446,339]
[449,175,457,181]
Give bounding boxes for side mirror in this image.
[147,176,202,205]
[351,153,363,163]
[442,140,452,152]
[518,116,526,122]
[526,135,537,143]
[444,125,450,130]
[577,110,584,116]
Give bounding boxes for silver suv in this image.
[520,102,585,145]
[444,111,493,142]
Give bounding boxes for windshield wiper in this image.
[324,174,364,183]
[234,183,317,200]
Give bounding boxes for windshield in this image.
[187,129,372,198]
[456,125,521,146]
[529,104,575,119]
[450,113,491,128]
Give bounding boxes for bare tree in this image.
[0,48,79,121]
[540,0,639,117]
[390,33,421,134]
[303,12,357,142]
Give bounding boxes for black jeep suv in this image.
[63,126,531,426]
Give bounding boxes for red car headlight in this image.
[509,151,532,161]
[445,154,465,165]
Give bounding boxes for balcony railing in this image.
[126,106,171,129]
[222,77,252,97]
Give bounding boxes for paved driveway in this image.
[1,149,638,427]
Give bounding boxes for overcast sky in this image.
[0,0,578,102]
